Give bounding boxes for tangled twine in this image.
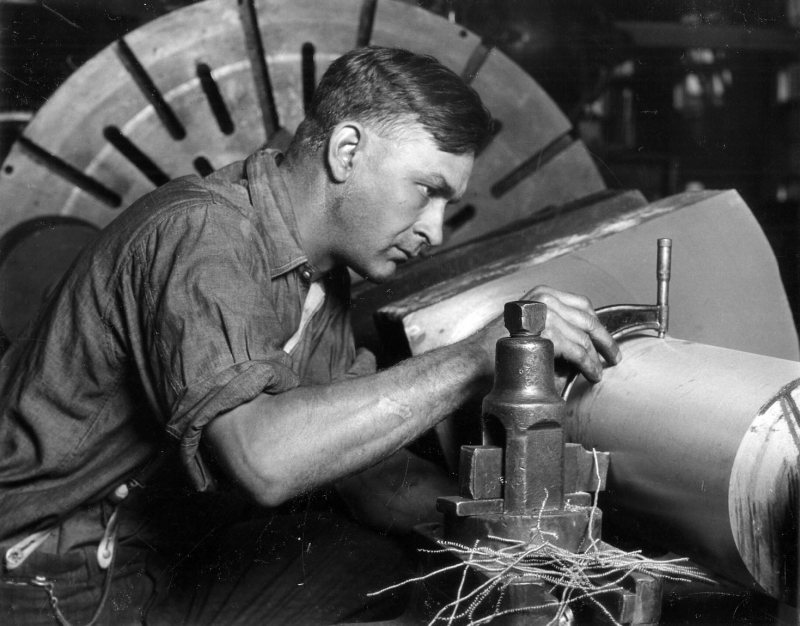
[369,450,714,626]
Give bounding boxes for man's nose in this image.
[414,200,445,248]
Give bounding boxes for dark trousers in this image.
[0,511,411,626]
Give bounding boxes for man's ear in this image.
[327,122,366,183]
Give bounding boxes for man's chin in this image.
[358,262,398,285]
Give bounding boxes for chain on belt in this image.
[1,483,127,626]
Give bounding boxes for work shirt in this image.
[0,149,370,551]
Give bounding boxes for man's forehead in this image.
[366,122,473,186]
[415,150,474,190]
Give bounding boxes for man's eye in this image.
[420,185,435,197]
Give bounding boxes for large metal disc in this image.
[0,0,604,251]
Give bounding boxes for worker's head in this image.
[291,45,493,157]
[289,46,492,283]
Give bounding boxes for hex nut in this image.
[504,301,546,336]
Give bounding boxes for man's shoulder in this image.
[131,172,250,217]
[106,172,252,242]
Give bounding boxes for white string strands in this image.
[369,449,714,626]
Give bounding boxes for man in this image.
[0,46,618,624]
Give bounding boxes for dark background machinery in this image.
[1,1,799,624]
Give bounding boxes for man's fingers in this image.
[525,285,594,312]
[590,323,621,366]
[541,309,604,382]
[559,305,620,366]
[531,289,620,365]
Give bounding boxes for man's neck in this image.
[279,152,334,280]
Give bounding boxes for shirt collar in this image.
[243,148,312,279]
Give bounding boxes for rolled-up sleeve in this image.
[130,202,297,489]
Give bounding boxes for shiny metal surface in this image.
[482,305,565,513]
[656,238,671,337]
[566,336,800,602]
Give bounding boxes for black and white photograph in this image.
[0,1,798,624]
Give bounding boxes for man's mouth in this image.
[394,247,413,262]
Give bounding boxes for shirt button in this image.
[300,266,313,282]
[113,484,130,500]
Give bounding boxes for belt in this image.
[4,480,129,573]
[1,449,166,626]
[1,502,122,626]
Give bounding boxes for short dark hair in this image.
[291,46,493,155]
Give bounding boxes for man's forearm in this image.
[205,337,492,506]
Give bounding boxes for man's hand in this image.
[527,286,620,383]
[469,285,619,384]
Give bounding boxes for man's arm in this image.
[206,333,489,506]
[205,286,619,507]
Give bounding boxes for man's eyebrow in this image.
[426,174,459,201]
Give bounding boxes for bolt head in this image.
[504,301,546,336]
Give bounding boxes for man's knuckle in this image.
[539,293,557,307]
[577,294,593,309]
[529,286,552,300]
[584,312,601,331]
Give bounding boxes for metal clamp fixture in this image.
[414,239,675,624]
[423,301,613,624]
[562,239,672,399]
[595,238,672,341]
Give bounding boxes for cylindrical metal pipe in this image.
[656,238,671,338]
[566,337,800,604]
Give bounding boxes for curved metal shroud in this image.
[566,336,800,605]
